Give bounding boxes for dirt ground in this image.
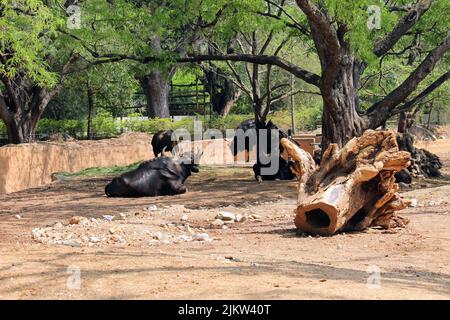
[0,139,449,300]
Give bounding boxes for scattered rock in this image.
[234,214,247,223]
[179,235,192,242]
[69,216,84,225]
[14,214,22,220]
[109,227,123,234]
[102,215,114,222]
[89,236,101,243]
[31,228,44,240]
[62,240,81,247]
[216,211,236,221]
[192,233,211,241]
[180,214,189,222]
[153,231,169,241]
[109,234,125,243]
[185,225,194,234]
[250,214,262,219]
[211,219,225,227]
[409,199,418,208]
[52,222,63,229]
[147,205,158,211]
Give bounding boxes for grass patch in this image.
[56,161,142,178]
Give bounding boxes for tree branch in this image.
[270,89,320,105]
[0,92,10,122]
[259,0,311,36]
[176,54,321,87]
[374,0,434,57]
[295,0,340,93]
[367,34,450,126]
[390,70,450,116]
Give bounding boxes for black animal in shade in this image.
[230,119,298,182]
[105,155,199,198]
[151,130,179,157]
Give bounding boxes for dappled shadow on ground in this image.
[0,245,448,299]
[0,167,298,243]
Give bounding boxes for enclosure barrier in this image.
[0,133,321,194]
[0,133,152,195]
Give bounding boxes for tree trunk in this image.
[320,62,368,151]
[203,68,240,116]
[139,71,172,118]
[397,110,416,134]
[426,103,433,129]
[0,86,57,144]
[5,119,26,144]
[281,129,411,236]
[397,111,408,133]
[3,105,43,144]
[87,82,94,140]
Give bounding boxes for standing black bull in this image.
[105,156,199,197]
[230,119,298,182]
[151,130,179,157]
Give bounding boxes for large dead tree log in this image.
[281,130,412,236]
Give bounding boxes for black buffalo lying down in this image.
[105,156,199,197]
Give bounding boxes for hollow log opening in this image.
[281,129,412,236]
[305,209,331,229]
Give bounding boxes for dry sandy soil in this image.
[0,137,449,300]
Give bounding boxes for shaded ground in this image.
[0,144,449,299]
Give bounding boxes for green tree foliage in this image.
[1,0,448,146]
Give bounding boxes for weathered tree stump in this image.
[281,130,412,236]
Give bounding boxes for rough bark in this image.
[0,87,56,144]
[139,71,172,118]
[203,68,241,116]
[138,36,175,118]
[87,82,94,140]
[281,129,412,236]
[320,53,368,150]
[0,54,77,144]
